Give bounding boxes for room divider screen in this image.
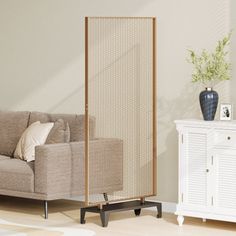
[85,17,156,206]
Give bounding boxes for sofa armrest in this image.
[34,138,123,198]
[34,143,72,196]
[70,138,123,196]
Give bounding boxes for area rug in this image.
[0,218,96,236]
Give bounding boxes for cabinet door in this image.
[181,128,210,209]
[213,149,236,214]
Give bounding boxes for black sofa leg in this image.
[103,193,109,204]
[44,200,48,219]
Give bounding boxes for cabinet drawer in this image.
[214,131,236,148]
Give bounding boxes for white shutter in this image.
[184,130,208,206]
[215,151,236,209]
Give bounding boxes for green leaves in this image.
[187,32,232,85]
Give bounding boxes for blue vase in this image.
[199,87,218,121]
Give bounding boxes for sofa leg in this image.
[103,193,109,204]
[44,200,48,219]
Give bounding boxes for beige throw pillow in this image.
[46,119,70,144]
[14,121,54,162]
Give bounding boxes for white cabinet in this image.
[175,120,236,225]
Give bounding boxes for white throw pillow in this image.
[14,121,54,162]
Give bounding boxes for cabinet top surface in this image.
[175,119,236,128]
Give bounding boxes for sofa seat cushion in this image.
[0,159,34,192]
[0,155,10,161]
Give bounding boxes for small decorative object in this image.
[199,88,219,121]
[220,103,232,121]
[188,32,232,121]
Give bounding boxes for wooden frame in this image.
[84,16,157,206]
[85,17,89,205]
[152,17,157,196]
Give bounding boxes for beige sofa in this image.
[0,111,123,218]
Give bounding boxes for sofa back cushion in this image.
[46,119,70,144]
[0,111,30,156]
[28,112,95,141]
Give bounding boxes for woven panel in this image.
[86,17,155,203]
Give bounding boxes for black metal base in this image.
[80,200,162,227]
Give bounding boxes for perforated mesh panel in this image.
[85,17,156,204]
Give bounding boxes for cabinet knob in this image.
[227,136,231,140]
[206,169,209,173]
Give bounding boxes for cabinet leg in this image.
[177,215,184,226]
[202,218,206,223]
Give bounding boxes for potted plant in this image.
[188,33,231,121]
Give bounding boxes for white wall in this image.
[0,0,232,202]
[230,0,236,117]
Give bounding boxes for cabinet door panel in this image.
[183,129,208,206]
[214,150,236,211]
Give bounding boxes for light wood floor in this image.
[0,196,236,236]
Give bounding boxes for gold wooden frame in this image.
[85,17,157,206]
